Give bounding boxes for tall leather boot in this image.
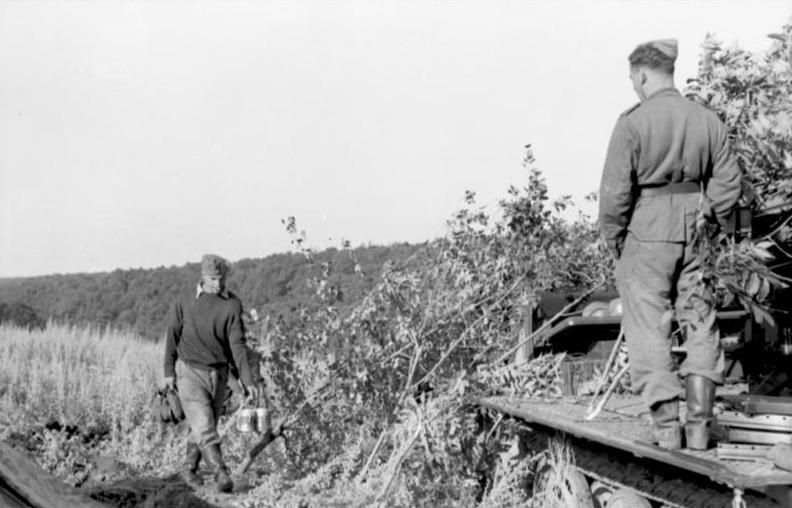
[685,374,715,450]
[649,398,681,450]
[202,444,233,493]
[180,441,203,487]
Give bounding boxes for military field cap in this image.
[645,38,678,61]
[201,254,229,277]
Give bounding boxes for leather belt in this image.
[639,181,701,197]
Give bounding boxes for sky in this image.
[1,0,790,277]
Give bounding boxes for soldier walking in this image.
[599,39,742,450]
[163,254,260,491]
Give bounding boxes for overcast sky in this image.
[1,0,790,277]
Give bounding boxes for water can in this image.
[255,408,270,432]
[238,408,256,433]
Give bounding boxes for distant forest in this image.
[0,243,421,339]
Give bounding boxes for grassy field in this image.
[0,323,574,507]
[0,324,186,487]
[0,323,159,435]
[0,324,386,506]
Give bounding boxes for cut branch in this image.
[411,275,526,389]
[375,426,423,508]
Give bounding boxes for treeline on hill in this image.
[0,243,421,339]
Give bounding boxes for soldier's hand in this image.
[610,238,624,261]
[162,376,176,390]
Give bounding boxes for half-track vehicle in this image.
[478,202,792,507]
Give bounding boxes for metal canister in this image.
[780,328,792,356]
[238,408,256,433]
[255,408,270,433]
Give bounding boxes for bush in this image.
[685,24,792,323]
[0,302,44,329]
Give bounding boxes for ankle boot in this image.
[202,444,233,493]
[685,375,715,450]
[650,398,681,450]
[180,441,203,487]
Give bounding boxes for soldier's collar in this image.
[645,87,680,102]
[196,282,230,299]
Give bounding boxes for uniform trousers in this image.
[176,359,228,447]
[616,233,724,408]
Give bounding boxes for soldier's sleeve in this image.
[707,122,742,226]
[226,298,255,387]
[599,115,638,257]
[163,298,183,378]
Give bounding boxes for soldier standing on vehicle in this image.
[599,39,742,450]
[163,254,260,492]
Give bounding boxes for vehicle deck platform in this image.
[477,393,792,491]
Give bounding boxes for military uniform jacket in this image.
[598,87,742,255]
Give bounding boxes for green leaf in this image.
[751,244,775,261]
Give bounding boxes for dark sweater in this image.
[163,285,254,386]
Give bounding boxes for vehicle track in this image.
[520,424,782,508]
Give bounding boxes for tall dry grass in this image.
[0,323,159,436]
[529,438,593,508]
[0,323,182,485]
